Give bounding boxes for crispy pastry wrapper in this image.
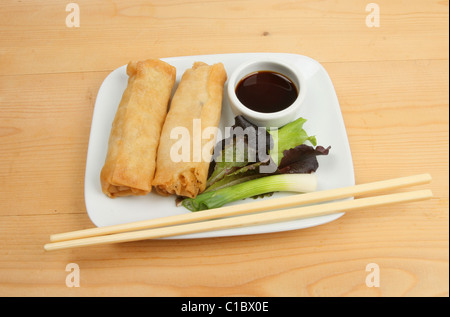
[100,59,176,198]
[153,62,227,198]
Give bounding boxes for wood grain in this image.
[1,0,448,75]
[0,0,448,297]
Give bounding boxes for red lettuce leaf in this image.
[278,145,331,174]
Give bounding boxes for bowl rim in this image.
[227,57,307,124]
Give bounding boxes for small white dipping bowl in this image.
[227,58,306,128]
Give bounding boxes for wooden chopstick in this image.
[44,189,433,251]
[49,173,432,243]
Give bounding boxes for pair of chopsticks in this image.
[44,173,433,251]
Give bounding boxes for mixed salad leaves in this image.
[182,116,330,211]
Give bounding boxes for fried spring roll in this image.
[100,59,176,198]
[153,62,227,198]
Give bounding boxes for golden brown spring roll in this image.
[153,62,227,198]
[100,59,176,198]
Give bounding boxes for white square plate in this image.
[84,53,355,238]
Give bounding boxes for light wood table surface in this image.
[0,0,448,297]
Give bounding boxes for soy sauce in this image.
[235,71,298,113]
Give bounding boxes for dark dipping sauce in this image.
[235,71,298,113]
